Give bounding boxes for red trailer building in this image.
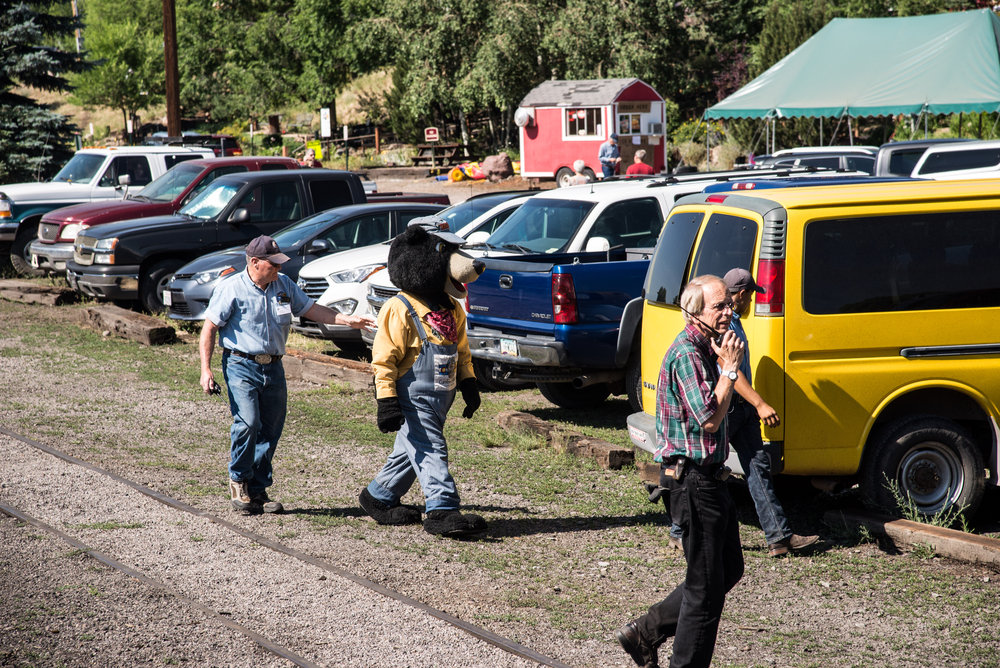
[515,78,667,187]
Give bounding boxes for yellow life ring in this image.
[448,166,465,182]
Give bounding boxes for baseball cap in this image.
[407,216,466,246]
[724,267,764,294]
[246,235,291,264]
[610,133,619,140]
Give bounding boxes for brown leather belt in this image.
[225,348,282,365]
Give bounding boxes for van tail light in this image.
[755,259,784,316]
[552,273,578,324]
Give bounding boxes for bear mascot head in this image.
[387,219,483,310]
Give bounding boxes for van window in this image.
[644,211,703,305]
[919,147,1000,174]
[310,179,355,213]
[886,149,926,176]
[585,198,663,249]
[803,210,1000,314]
[689,213,759,283]
[164,154,204,169]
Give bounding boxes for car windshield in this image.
[179,181,241,219]
[271,210,342,250]
[486,197,594,253]
[52,154,105,183]
[438,194,521,230]
[133,163,203,202]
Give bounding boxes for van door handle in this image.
[499,274,513,289]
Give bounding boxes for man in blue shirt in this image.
[598,132,621,179]
[199,235,374,514]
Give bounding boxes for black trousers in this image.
[636,466,744,668]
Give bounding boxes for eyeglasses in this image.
[708,300,734,312]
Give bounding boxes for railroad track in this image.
[0,426,572,668]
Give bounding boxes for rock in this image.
[481,154,514,182]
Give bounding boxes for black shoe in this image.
[616,620,658,668]
[359,488,422,525]
[423,509,487,537]
[251,492,283,514]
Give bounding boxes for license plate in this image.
[30,254,39,268]
[162,290,172,306]
[499,338,517,356]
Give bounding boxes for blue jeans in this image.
[729,400,791,545]
[637,467,744,668]
[601,163,615,179]
[221,352,287,496]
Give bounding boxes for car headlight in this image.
[92,237,118,264]
[60,224,84,242]
[328,299,358,314]
[193,265,236,285]
[328,264,384,284]
[0,194,10,218]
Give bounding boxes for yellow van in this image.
[626,179,1000,517]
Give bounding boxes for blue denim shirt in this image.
[598,140,620,168]
[205,269,314,356]
[729,313,752,382]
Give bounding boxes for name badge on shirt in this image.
[275,303,292,317]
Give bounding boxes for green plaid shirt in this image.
[653,323,729,465]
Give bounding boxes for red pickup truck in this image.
[29,156,302,273]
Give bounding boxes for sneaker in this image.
[423,509,487,537]
[229,479,255,512]
[251,492,283,514]
[768,533,819,557]
[615,620,658,668]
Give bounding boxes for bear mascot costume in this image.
[359,218,488,537]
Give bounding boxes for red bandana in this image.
[424,309,458,342]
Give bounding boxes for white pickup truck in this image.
[0,145,214,274]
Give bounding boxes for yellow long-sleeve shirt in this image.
[371,292,475,399]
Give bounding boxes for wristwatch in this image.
[723,370,738,381]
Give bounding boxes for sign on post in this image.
[320,108,331,138]
[424,127,440,142]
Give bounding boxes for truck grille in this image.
[297,277,329,299]
[73,236,96,266]
[38,222,60,242]
[367,284,399,317]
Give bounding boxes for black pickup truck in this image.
[66,169,408,312]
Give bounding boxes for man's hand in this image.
[712,329,745,374]
[756,401,780,428]
[376,396,405,433]
[342,313,376,330]
[200,369,217,395]
[459,378,480,419]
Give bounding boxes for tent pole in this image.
[924,112,928,138]
[820,117,823,146]
[958,112,963,138]
[847,117,853,146]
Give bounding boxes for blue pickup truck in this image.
[465,171,885,410]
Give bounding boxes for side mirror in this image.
[585,236,611,253]
[117,174,131,187]
[305,239,330,254]
[465,231,490,244]
[228,208,250,225]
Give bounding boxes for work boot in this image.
[423,509,487,537]
[768,533,820,557]
[251,492,283,514]
[616,620,658,668]
[229,479,256,513]
[359,488,422,525]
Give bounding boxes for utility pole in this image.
[162,0,181,136]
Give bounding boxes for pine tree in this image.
[0,2,84,183]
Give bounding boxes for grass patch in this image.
[73,520,145,531]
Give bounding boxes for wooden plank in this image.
[282,348,374,391]
[495,410,634,470]
[79,305,176,346]
[0,279,78,306]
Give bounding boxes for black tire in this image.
[555,167,574,188]
[140,259,183,313]
[861,416,985,519]
[10,223,44,277]
[537,381,611,409]
[625,349,642,413]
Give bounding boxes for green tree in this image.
[0,1,83,182]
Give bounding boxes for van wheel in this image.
[10,224,44,277]
[537,382,611,409]
[555,167,574,188]
[861,416,985,520]
[625,350,642,413]
[140,259,183,313]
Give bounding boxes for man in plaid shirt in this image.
[617,275,745,668]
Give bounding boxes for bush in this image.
[676,141,706,168]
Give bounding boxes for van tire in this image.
[10,224,44,277]
[537,381,611,409]
[625,349,642,413]
[861,416,985,520]
[140,259,183,313]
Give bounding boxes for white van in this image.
[910,139,1000,180]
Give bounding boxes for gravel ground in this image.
[1,174,999,667]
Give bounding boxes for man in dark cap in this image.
[199,234,375,514]
[598,132,621,179]
[723,267,818,557]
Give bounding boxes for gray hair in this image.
[573,159,585,172]
[679,275,724,322]
[635,149,646,160]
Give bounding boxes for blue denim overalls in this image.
[367,295,461,512]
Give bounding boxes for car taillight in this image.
[706,193,728,203]
[0,195,10,218]
[552,273,578,324]
[755,259,784,316]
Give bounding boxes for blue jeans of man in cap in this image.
[222,352,287,495]
[729,400,791,544]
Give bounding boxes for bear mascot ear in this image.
[387,223,449,302]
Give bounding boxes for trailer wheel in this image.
[555,167,575,188]
[537,382,611,409]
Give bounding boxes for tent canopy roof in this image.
[706,10,1000,119]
